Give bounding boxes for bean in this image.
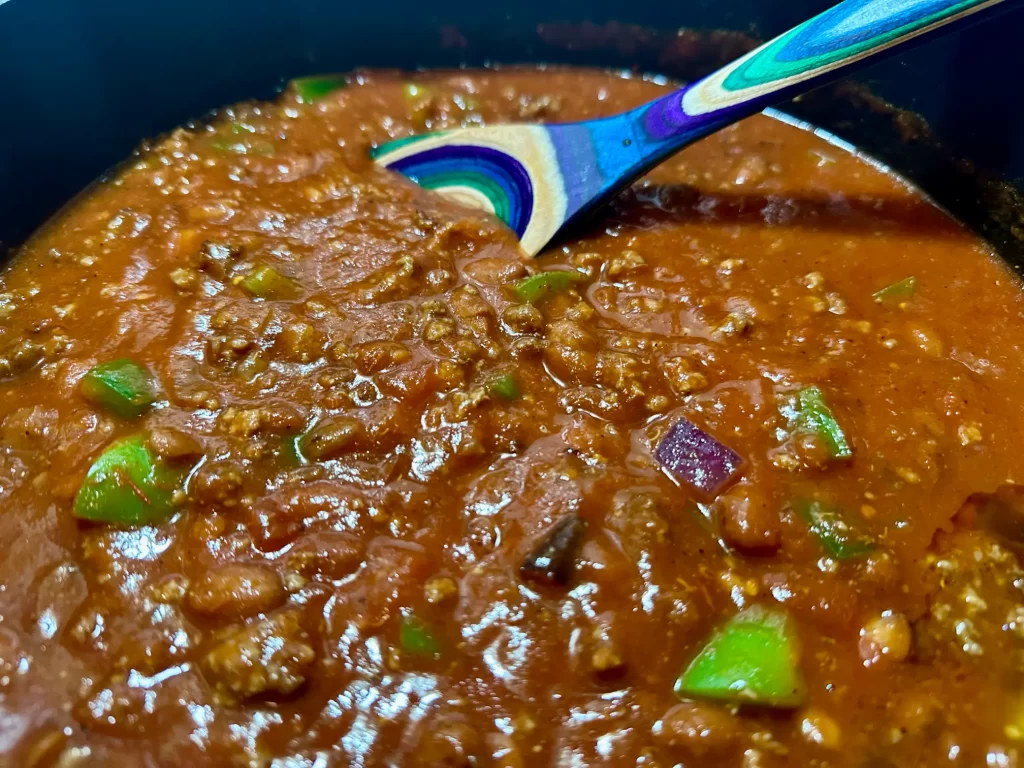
[800,708,841,748]
[147,426,203,462]
[186,562,286,618]
[652,700,745,757]
[284,532,365,581]
[859,612,912,666]
[717,484,781,554]
[300,417,364,460]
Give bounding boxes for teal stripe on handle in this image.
[418,170,513,222]
[723,0,997,92]
[375,0,1009,257]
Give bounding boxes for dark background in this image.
[2,0,1023,256]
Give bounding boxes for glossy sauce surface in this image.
[2,69,1024,767]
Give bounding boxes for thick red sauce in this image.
[2,69,1024,767]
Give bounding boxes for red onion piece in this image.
[655,417,743,495]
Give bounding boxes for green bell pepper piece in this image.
[513,271,583,304]
[797,500,875,559]
[292,75,347,103]
[675,606,805,707]
[240,264,301,300]
[795,386,852,459]
[489,373,520,401]
[278,433,305,468]
[873,276,916,303]
[210,139,275,156]
[80,359,159,418]
[399,615,440,658]
[73,435,184,526]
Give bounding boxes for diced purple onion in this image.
[655,417,743,495]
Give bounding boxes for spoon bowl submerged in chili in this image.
[2,67,1024,766]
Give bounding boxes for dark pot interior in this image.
[3,0,1024,263]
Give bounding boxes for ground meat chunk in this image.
[354,255,417,304]
[662,356,709,397]
[563,414,628,464]
[500,303,545,335]
[353,340,412,373]
[112,610,200,674]
[449,285,494,335]
[607,490,669,555]
[186,562,286,619]
[595,350,645,399]
[191,459,246,508]
[202,608,315,699]
[2,406,59,450]
[220,401,305,437]
[0,331,68,379]
[605,249,646,278]
[274,319,324,363]
[545,320,597,383]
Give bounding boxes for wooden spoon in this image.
[373,0,1009,256]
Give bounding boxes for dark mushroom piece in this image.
[519,513,585,588]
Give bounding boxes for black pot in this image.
[3,0,1024,263]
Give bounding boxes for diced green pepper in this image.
[278,434,305,468]
[795,386,852,459]
[797,500,875,559]
[240,264,301,300]
[80,359,159,418]
[873,276,916,303]
[512,271,583,304]
[210,139,275,156]
[73,435,184,525]
[675,606,805,708]
[399,615,440,658]
[291,75,347,103]
[489,373,520,401]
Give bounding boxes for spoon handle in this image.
[626,0,1009,165]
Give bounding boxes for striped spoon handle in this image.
[622,0,1007,169]
[374,0,1015,256]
